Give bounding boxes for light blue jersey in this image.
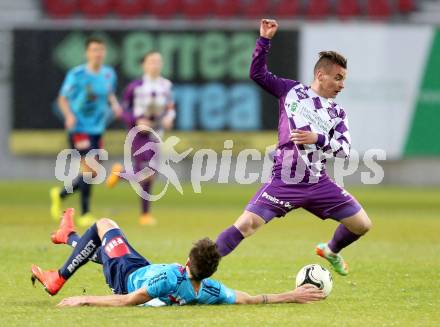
[126,263,236,306]
[60,64,117,134]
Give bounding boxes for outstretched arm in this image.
[250,19,298,98]
[234,284,325,305]
[57,287,151,307]
[108,93,123,119]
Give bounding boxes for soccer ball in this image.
[295,264,333,297]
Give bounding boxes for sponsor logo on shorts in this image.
[104,237,130,258]
[262,192,293,209]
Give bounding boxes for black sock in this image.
[80,181,91,215]
[58,224,101,279]
[60,175,82,199]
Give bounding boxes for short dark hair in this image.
[142,50,161,62]
[85,36,105,49]
[188,238,221,281]
[314,51,347,75]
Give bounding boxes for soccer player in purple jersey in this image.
[216,19,372,276]
[106,51,175,226]
[31,208,324,306]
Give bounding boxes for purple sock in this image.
[141,180,152,213]
[328,224,361,253]
[216,225,244,257]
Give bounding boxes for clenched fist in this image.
[260,19,279,39]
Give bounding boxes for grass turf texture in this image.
[10,130,278,156]
[1,182,439,326]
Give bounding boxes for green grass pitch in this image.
[1,182,439,326]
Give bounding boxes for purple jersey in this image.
[250,37,351,184]
[121,75,174,134]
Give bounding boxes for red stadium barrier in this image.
[397,0,415,14]
[241,0,271,18]
[41,0,416,19]
[43,0,78,17]
[146,0,181,18]
[336,0,360,20]
[181,0,213,19]
[213,0,241,18]
[273,0,301,18]
[306,0,331,20]
[78,0,112,18]
[366,0,392,19]
[113,0,147,17]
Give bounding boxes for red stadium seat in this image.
[181,0,213,19]
[397,0,415,14]
[113,0,147,17]
[213,0,241,18]
[43,0,78,17]
[366,0,392,19]
[306,0,331,20]
[241,0,271,18]
[273,0,301,18]
[78,0,112,18]
[146,0,181,19]
[336,0,360,20]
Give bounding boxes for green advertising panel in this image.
[404,30,440,156]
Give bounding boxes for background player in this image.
[50,36,122,227]
[106,51,175,226]
[216,19,372,276]
[31,208,324,307]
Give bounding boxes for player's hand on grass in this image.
[260,19,278,39]
[290,129,318,145]
[57,296,86,307]
[64,113,76,130]
[291,284,325,304]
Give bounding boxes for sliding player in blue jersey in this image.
[50,36,122,227]
[31,208,324,307]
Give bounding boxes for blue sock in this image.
[58,224,101,279]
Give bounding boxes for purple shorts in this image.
[131,133,160,173]
[246,175,361,223]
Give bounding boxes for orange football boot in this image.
[51,208,76,245]
[31,264,66,296]
[106,163,124,188]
